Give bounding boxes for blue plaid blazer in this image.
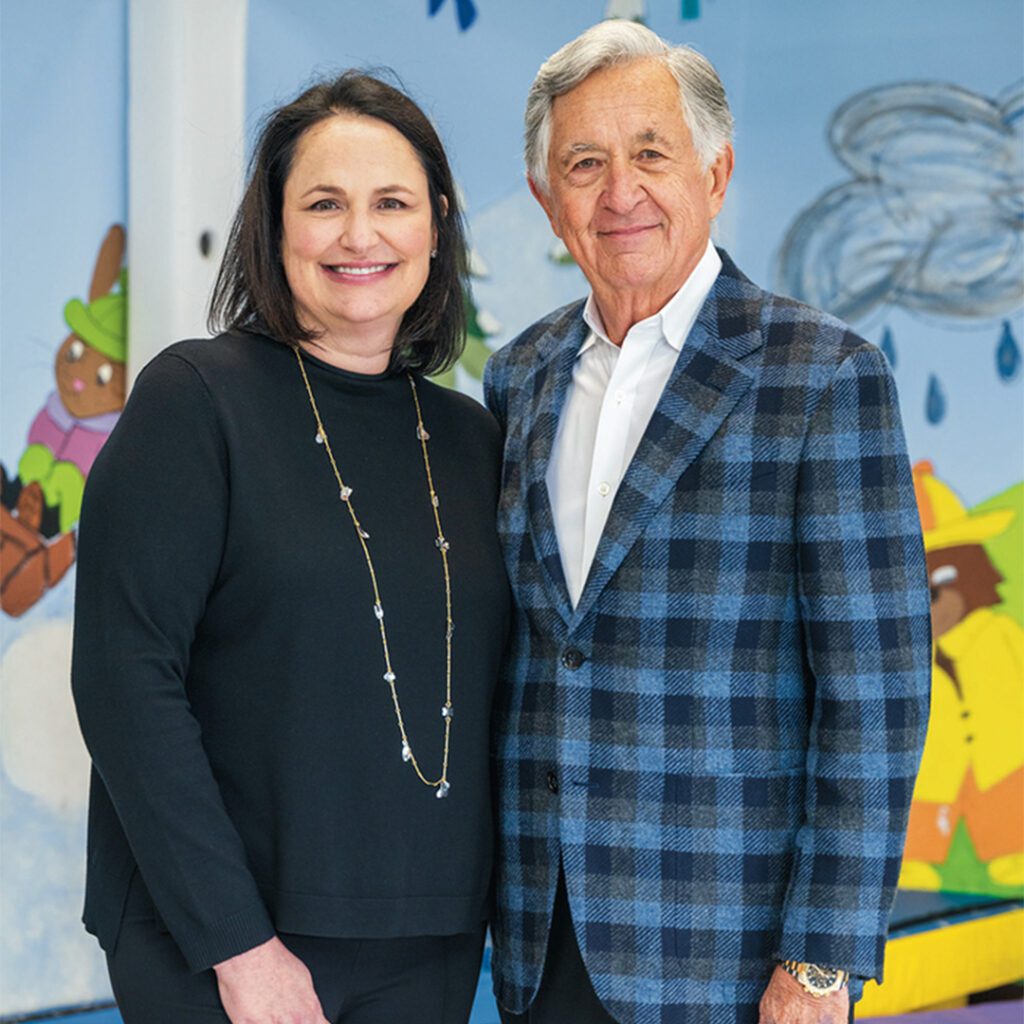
[483,253,931,1024]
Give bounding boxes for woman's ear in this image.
[432,195,449,253]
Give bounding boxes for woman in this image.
[72,72,509,1024]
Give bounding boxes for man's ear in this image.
[707,143,734,220]
[527,175,561,238]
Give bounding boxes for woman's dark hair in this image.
[209,71,467,376]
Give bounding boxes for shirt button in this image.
[546,770,560,794]
[615,390,625,404]
[561,648,585,670]
[597,481,611,497]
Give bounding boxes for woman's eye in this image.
[67,339,85,361]
[378,197,407,210]
[310,198,338,211]
[97,363,113,386]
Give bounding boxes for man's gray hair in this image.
[525,20,733,192]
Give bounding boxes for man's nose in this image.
[602,160,645,214]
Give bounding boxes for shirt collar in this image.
[579,239,722,357]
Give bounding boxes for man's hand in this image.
[213,936,330,1024]
[759,965,849,1024]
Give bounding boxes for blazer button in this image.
[561,647,585,670]
[546,770,559,794]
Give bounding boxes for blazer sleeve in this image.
[776,343,931,982]
[483,344,509,434]
[72,353,276,972]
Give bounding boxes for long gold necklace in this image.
[294,347,453,798]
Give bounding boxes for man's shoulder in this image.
[718,251,873,374]
[761,291,870,366]
[489,298,587,372]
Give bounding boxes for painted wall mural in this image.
[1,1,128,1015]
[902,467,1024,896]
[1,226,127,617]
[429,0,479,32]
[775,77,1024,898]
[776,81,1023,326]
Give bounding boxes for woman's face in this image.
[281,114,437,350]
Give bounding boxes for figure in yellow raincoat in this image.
[901,462,1024,890]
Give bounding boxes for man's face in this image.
[532,59,732,322]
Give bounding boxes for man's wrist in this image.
[779,960,849,997]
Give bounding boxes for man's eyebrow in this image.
[635,129,670,146]
[558,142,601,166]
[556,132,672,167]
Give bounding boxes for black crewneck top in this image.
[72,332,510,972]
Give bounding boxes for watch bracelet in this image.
[780,959,850,995]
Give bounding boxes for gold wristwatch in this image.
[780,960,849,997]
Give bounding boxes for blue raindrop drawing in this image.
[879,325,897,368]
[997,320,1021,381]
[429,0,477,31]
[926,374,947,425]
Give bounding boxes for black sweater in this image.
[72,333,510,972]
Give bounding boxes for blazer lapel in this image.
[519,308,588,627]
[570,264,764,627]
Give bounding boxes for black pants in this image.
[108,872,486,1024]
[498,867,617,1024]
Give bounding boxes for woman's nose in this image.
[340,209,378,252]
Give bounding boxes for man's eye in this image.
[639,149,664,160]
[572,158,599,171]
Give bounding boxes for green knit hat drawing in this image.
[63,269,128,364]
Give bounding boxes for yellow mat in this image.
[857,908,1024,1016]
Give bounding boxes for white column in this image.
[127,0,248,385]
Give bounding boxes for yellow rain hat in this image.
[913,461,1015,552]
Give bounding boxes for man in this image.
[484,20,931,1024]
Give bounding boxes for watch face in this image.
[805,965,840,991]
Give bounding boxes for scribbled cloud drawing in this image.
[775,81,1024,324]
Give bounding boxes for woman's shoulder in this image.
[153,331,284,377]
[135,333,293,412]
[416,377,499,432]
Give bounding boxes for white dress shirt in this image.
[547,240,722,607]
